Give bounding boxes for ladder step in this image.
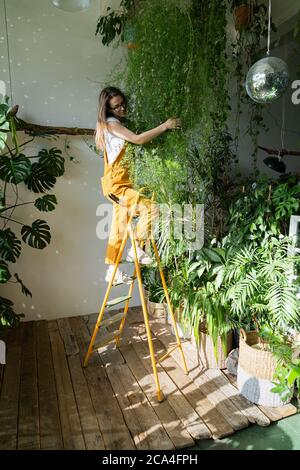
[100,311,125,329]
[106,295,132,307]
[92,330,121,350]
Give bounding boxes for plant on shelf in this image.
[0,96,67,327]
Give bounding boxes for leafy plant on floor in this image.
[0,96,67,327]
[259,325,300,402]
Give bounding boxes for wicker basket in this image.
[192,322,233,369]
[237,329,292,407]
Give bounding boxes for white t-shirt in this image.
[104,117,125,164]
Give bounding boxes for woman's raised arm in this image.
[107,118,181,145]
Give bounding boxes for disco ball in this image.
[245,56,289,103]
[51,0,91,12]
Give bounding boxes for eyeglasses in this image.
[110,100,126,111]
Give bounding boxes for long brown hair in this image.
[95,86,127,152]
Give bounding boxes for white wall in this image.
[0,0,142,322]
[1,1,300,322]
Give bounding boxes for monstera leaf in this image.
[0,260,11,283]
[0,296,24,327]
[21,219,51,249]
[34,194,57,212]
[38,148,65,177]
[14,272,32,297]
[24,161,56,193]
[0,154,32,184]
[0,228,21,262]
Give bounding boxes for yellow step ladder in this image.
[83,188,188,402]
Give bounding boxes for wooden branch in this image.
[10,104,95,136]
[258,145,300,157]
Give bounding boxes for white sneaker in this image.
[126,243,153,265]
[105,265,133,285]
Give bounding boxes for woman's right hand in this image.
[164,117,182,130]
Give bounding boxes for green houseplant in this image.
[0,96,67,327]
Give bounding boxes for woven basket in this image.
[237,329,291,407]
[193,322,233,369]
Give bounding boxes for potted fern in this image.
[222,236,300,406]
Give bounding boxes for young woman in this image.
[95,86,181,285]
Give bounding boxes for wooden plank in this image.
[134,330,234,440]
[205,368,270,427]
[70,316,135,450]
[0,326,23,449]
[188,367,249,431]
[127,331,211,441]
[48,320,85,450]
[57,318,79,356]
[36,321,63,450]
[150,321,249,431]
[150,321,198,372]
[119,341,195,448]
[18,322,40,450]
[106,363,175,450]
[67,353,106,449]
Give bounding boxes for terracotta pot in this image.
[234,4,250,29]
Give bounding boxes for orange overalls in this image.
[101,142,159,265]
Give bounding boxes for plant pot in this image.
[192,322,233,369]
[166,305,192,340]
[146,298,167,320]
[143,287,150,300]
[237,329,292,407]
[234,4,250,29]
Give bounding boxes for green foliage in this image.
[117,0,234,212]
[0,296,24,327]
[259,325,300,402]
[221,237,300,330]
[222,175,300,247]
[0,95,67,328]
[95,0,136,47]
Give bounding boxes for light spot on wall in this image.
[30,305,35,310]
[22,303,26,308]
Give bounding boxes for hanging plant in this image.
[229,0,251,30]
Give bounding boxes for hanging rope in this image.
[267,0,272,56]
[3,0,14,105]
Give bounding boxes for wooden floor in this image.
[0,306,298,450]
